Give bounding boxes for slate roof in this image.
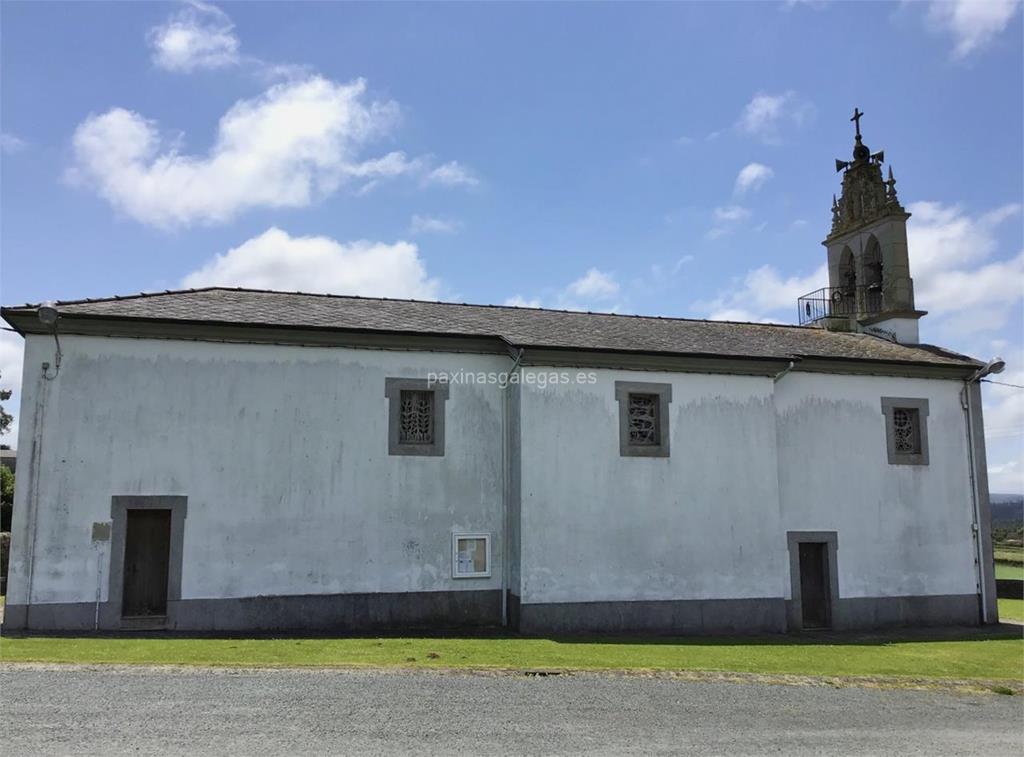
[1,287,978,368]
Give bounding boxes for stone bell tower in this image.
[798,109,926,344]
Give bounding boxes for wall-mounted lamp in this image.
[38,301,60,328]
[970,357,1005,383]
[38,300,62,380]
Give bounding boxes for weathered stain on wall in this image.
[7,334,980,615]
[7,335,507,606]
[517,371,786,604]
[774,373,976,599]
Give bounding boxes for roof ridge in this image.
[6,285,831,333]
[0,287,976,362]
[4,287,227,310]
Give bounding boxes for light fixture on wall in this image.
[971,357,1005,383]
[38,300,62,380]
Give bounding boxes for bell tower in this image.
[798,109,926,343]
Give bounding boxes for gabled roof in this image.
[1,286,979,370]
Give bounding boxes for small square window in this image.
[385,378,448,456]
[891,407,921,455]
[399,390,434,444]
[615,381,672,457]
[627,393,660,446]
[452,533,491,578]
[881,397,929,466]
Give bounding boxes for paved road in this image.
[2,666,1021,756]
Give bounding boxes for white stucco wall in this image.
[516,366,978,606]
[774,372,977,599]
[7,335,508,605]
[7,333,980,612]
[517,370,787,604]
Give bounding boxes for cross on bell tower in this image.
[851,107,864,137]
[797,109,926,344]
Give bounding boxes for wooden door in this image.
[798,542,830,629]
[122,509,172,617]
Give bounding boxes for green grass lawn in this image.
[996,561,1024,580]
[995,546,1023,565]
[2,632,1021,681]
[999,598,1024,622]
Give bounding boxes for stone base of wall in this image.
[2,589,502,632]
[515,597,786,635]
[515,594,982,635]
[830,594,980,629]
[4,591,982,634]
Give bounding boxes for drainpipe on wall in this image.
[22,303,63,629]
[22,361,51,629]
[500,345,525,627]
[961,357,1005,625]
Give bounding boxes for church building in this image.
[1,115,1001,633]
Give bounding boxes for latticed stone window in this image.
[627,393,659,446]
[615,381,671,457]
[385,378,449,456]
[399,390,434,444]
[881,397,929,466]
[891,407,920,455]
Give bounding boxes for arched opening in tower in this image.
[863,236,884,313]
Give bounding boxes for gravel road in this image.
[2,665,1021,756]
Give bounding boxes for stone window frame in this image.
[785,530,840,632]
[452,532,491,579]
[106,495,188,628]
[614,381,672,458]
[385,377,449,457]
[880,397,930,466]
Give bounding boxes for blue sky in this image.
[1,1,1022,489]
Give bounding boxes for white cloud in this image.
[148,1,312,82]
[736,91,815,144]
[989,458,1024,494]
[409,214,461,235]
[68,77,414,227]
[926,0,1022,59]
[983,342,1024,492]
[0,132,27,154]
[506,268,623,312]
[148,1,240,73]
[675,135,694,146]
[69,74,478,227]
[907,202,1019,279]
[907,201,1022,334]
[565,268,620,301]
[984,370,1024,442]
[782,0,828,8]
[734,162,774,194]
[423,161,479,188]
[182,227,440,300]
[0,330,24,403]
[504,295,542,308]
[706,205,752,239]
[918,251,1024,327]
[713,205,751,222]
[0,330,24,443]
[694,200,1023,330]
[693,263,827,323]
[672,255,696,274]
